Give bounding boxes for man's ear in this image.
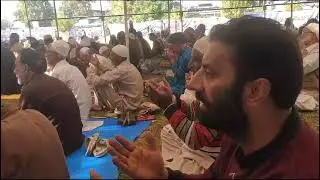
[243,78,271,107]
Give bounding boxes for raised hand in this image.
[147,79,173,109]
[108,133,167,179]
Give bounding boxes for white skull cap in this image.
[80,47,90,55]
[111,45,129,58]
[305,23,319,40]
[47,40,70,58]
[99,46,109,55]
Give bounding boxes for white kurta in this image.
[303,43,319,75]
[50,60,92,123]
[86,60,143,110]
[161,124,217,174]
[296,43,319,111]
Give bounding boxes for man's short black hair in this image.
[167,32,187,45]
[306,18,319,25]
[149,33,156,37]
[209,24,226,39]
[209,16,303,109]
[10,33,19,43]
[136,31,143,38]
[20,48,46,74]
[197,24,206,31]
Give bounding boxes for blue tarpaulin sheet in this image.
[66,118,151,179]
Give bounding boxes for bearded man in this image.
[97,16,319,179]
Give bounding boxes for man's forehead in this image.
[203,41,233,66]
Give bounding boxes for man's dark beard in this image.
[196,83,248,142]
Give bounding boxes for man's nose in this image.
[186,68,203,91]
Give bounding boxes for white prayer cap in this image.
[111,45,129,58]
[305,23,319,40]
[80,37,91,47]
[80,47,90,55]
[193,36,209,54]
[47,40,70,58]
[99,46,109,55]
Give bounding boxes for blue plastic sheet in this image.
[66,118,151,179]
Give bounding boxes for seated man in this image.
[43,34,54,47]
[46,40,92,126]
[9,33,23,53]
[300,23,319,94]
[1,46,20,95]
[140,33,165,74]
[96,46,113,71]
[106,16,319,179]
[137,31,152,60]
[147,26,224,174]
[86,45,143,112]
[184,27,197,48]
[1,110,69,179]
[195,24,206,40]
[188,35,209,74]
[99,45,111,59]
[148,33,164,59]
[73,46,91,78]
[296,23,319,110]
[14,48,84,155]
[166,32,192,96]
[67,37,78,63]
[128,30,142,69]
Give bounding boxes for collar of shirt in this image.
[52,60,69,73]
[234,107,301,171]
[306,43,319,53]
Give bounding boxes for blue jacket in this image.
[168,47,192,95]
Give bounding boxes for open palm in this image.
[108,134,166,179]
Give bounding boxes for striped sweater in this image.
[164,103,222,159]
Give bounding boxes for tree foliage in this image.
[52,12,74,32]
[222,0,263,19]
[1,19,13,30]
[285,2,303,12]
[105,0,180,24]
[60,0,95,18]
[15,0,54,27]
[56,0,97,31]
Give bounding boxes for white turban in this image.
[47,40,70,58]
[80,47,90,55]
[80,37,91,47]
[99,46,109,55]
[112,45,129,58]
[305,23,319,40]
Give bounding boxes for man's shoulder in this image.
[180,48,192,60]
[262,123,319,178]
[23,74,71,94]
